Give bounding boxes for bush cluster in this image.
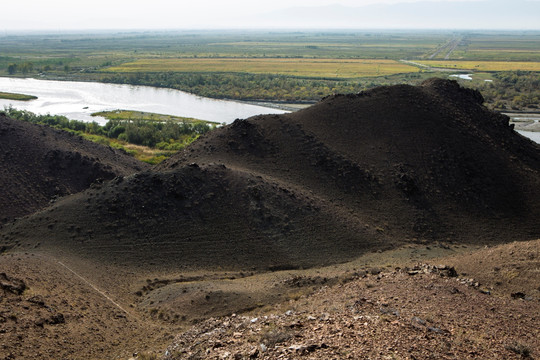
[3,106,213,149]
[475,71,540,109]
[102,72,365,101]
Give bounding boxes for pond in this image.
[449,74,473,80]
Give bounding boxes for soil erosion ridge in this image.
[1,79,539,271]
[0,114,148,223]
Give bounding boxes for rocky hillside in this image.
[163,240,540,360]
[1,79,539,360]
[1,79,539,271]
[0,114,149,223]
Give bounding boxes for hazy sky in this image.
[2,0,539,31]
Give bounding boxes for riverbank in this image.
[236,99,314,112]
[506,111,540,132]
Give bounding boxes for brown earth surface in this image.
[0,79,539,359]
[0,253,174,360]
[163,239,540,360]
[0,114,148,223]
[1,240,538,360]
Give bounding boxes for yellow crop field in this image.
[418,60,540,72]
[104,58,419,79]
[214,42,427,48]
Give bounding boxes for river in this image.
[1,77,539,144]
[517,130,540,144]
[0,77,287,125]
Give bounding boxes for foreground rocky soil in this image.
[1,240,538,360]
[164,241,540,360]
[0,253,173,360]
[166,274,538,360]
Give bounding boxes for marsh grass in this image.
[0,91,37,101]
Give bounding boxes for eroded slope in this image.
[0,114,148,222]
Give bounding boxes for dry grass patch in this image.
[418,60,540,72]
[105,58,419,79]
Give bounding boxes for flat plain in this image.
[1,30,539,106]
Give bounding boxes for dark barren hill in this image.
[0,114,149,223]
[1,79,539,271]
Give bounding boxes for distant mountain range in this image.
[256,0,540,29]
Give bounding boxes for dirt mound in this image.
[0,164,383,270]
[0,114,148,223]
[443,238,540,299]
[1,79,539,271]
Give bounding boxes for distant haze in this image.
[1,0,539,31]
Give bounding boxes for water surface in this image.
[0,77,287,124]
[517,130,540,144]
[1,77,539,145]
[449,74,473,80]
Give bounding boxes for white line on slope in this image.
[57,261,131,316]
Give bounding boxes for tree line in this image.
[101,72,366,102]
[474,71,540,110]
[2,106,214,150]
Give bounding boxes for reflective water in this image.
[517,130,540,144]
[1,77,539,144]
[449,74,473,80]
[0,77,287,125]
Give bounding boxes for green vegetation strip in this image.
[92,109,217,125]
[3,107,215,164]
[0,91,37,101]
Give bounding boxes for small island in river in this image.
[0,91,37,101]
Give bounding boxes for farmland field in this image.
[105,58,420,79]
[417,60,540,72]
[0,30,539,108]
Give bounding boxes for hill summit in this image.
[1,79,539,271]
